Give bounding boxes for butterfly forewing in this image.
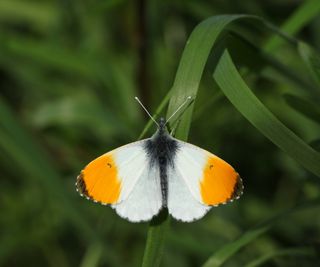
[76,139,163,222]
[77,140,148,204]
[172,140,243,207]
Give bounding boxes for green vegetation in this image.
[1,1,320,267]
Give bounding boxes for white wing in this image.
[112,165,162,222]
[167,165,211,222]
[114,141,150,202]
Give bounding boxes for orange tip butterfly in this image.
[76,96,243,222]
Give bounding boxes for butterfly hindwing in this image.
[112,165,162,222]
[167,165,211,222]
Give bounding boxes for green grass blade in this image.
[202,199,320,267]
[0,97,95,240]
[142,13,320,267]
[0,0,57,30]
[202,226,269,267]
[229,31,318,94]
[264,0,320,51]
[310,139,320,151]
[142,15,247,267]
[244,247,315,267]
[213,50,320,177]
[1,34,93,76]
[80,242,104,267]
[141,210,170,267]
[298,42,320,89]
[166,15,247,140]
[165,14,297,140]
[141,13,315,267]
[284,93,320,124]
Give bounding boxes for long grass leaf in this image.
[0,0,57,29]
[298,42,320,89]
[166,15,247,140]
[202,226,269,267]
[284,93,320,124]
[213,50,320,177]
[202,198,320,267]
[244,247,315,267]
[264,0,320,51]
[141,210,170,267]
[0,97,95,239]
[142,15,248,267]
[142,13,320,267]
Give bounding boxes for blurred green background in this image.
[1,0,320,266]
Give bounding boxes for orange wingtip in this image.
[200,155,243,206]
[76,153,121,204]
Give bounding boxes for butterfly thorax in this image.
[143,117,179,207]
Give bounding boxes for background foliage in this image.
[1,0,320,267]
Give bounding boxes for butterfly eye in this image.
[209,164,213,169]
[107,163,112,168]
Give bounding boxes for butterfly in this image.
[76,96,243,222]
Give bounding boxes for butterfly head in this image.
[158,117,168,133]
[158,117,166,127]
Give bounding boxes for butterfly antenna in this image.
[135,97,159,127]
[165,96,192,125]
